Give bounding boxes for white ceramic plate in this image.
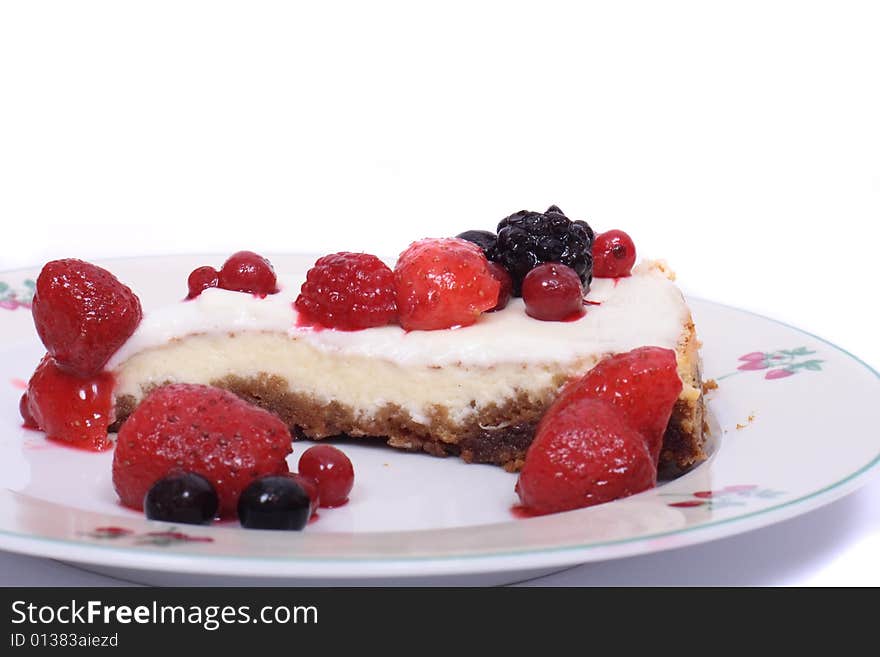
[0,255,878,585]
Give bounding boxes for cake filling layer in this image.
[109,260,705,472]
[109,262,691,370]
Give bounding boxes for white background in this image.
[1,1,878,585]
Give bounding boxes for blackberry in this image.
[489,205,594,296]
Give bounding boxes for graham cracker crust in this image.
[113,370,707,475]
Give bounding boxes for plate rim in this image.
[0,258,878,577]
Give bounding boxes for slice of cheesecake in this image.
[108,258,706,474]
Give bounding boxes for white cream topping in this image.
[109,261,690,371]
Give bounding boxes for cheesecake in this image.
[108,259,705,474]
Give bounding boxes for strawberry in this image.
[26,354,114,450]
[112,384,293,517]
[394,238,500,331]
[31,259,143,376]
[516,397,656,514]
[547,346,682,464]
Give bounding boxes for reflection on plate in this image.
[0,256,877,585]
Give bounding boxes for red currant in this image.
[487,262,512,312]
[218,251,278,296]
[521,263,584,321]
[186,266,220,299]
[592,230,636,278]
[287,472,320,516]
[19,392,39,429]
[298,445,354,508]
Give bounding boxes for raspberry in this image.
[186,266,220,299]
[516,397,656,514]
[489,205,594,296]
[295,252,397,330]
[26,354,114,450]
[394,238,500,331]
[592,230,637,278]
[218,251,278,296]
[31,259,143,376]
[547,347,682,464]
[112,384,293,517]
[521,263,585,321]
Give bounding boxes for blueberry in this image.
[456,230,497,256]
[237,476,311,531]
[144,472,218,525]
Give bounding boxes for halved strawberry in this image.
[516,397,656,514]
[546,346,682,464]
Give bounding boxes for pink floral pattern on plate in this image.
[716,347,823,381]
[0,279,35,310]
[84,526,213,546]
[664,485,784,510]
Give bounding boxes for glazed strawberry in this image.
[394,238,500,331]
[516,397,656,514]
[26,354,114,450]
[31,259,143,376]
[218,251,278,296]
[295,252,397,330]
[548,347,682,464]
[592,230,636,278]
[112,384,293,517]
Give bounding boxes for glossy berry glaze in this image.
[26,355,115,451]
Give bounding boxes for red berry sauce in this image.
[510,504,548,519]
